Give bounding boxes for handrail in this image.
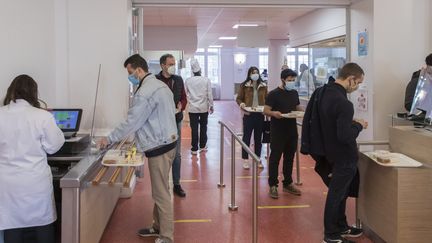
[218,120,260,243]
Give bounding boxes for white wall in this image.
[66,0,130,131]
[0,0,56,105]
[289,8,346,47]
[372,0,431,139]
[350,0,374,141]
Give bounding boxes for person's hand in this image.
[354,119,368,129]
[209,106,214,114]
[98,137,110,149]
[272,111,283,119]
[239,103,246,109]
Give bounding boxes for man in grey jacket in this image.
[99,54,178,243]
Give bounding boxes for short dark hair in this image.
[123,54,149,72]
[426,53,432,66]
[337,63,364,79]
[281,69,298,80]
[160,54,175,65]
[3,74,41,108]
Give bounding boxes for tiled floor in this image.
[100,101,372,243]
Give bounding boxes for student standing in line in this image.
[185,59,214,155]
[315,63,367,243]
[99,54,178,243]
[156,54,187,198]
[236,66,268,169]
[264,68,303,199]
[0,75,65,243]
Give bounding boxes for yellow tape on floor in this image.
[174,219,212,223]
[258,205,310,209]
[179,179,198,183]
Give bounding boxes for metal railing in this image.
[218,120,261,243]
[355,140,390,229]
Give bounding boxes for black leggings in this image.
[4,223,55,243]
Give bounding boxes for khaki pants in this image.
[148,148,176,242]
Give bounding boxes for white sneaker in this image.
[243,160,250,170]
[199,146,208,152]
[191,150,198,155]
[155,238,172,243]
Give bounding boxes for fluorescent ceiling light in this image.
[232,24,259,29]
[219,36,237,40]
[209,45,223,48]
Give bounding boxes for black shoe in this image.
[341,226,363,238]
[137,227,159,237]
[173,185,186,197]
[323,236,355,243]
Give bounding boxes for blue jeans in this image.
[172,121,182,185]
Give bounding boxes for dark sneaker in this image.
[137,227,159,237]
[283,183,302,196]
[341,226,363,238]
[173,184,186,197]
[269,186,279,199]
[323,236,355,243]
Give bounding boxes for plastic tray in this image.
[102,149,144,167]
[243,106,264,113]
[281,111,305,118]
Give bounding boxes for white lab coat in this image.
[0,100,65,230]
[185,75,214,113]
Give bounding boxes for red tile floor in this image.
[100,101,372,243]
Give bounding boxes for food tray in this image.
[364,151,422,167]
[281,111,305,118]
[243,106,264,113]
[102,149,144,167]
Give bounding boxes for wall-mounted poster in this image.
[358,31,368,57]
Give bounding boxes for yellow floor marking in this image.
[258,205,310,209]
[236,175,269,179]
[179,179,198,183]
[175,219,212,223]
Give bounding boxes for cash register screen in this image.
[50,109,82,132]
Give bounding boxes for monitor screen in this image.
[410,67,432,118]
[50,109,82,132]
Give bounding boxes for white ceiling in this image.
[141,7,318,48]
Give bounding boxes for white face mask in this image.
[167,65,176,76]
[250,73,259,81]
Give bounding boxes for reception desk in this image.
[358,126,432,243]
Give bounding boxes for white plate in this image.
[281,111,305,118]
[102,149,144,167]
[243,106,264,113]
[364,151,423,167]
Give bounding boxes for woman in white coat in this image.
[0,75,65,243]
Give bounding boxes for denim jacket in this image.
[108,74,178,152]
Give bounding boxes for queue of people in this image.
[0,51,369,243]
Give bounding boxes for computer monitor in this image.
[49,109,82,136]
[410,67,432,120]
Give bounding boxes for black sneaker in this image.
[137,227,159,237]
[173,184,186,197]
[341,226,363,238]
[323,236,354,243]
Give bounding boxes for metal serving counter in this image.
[56,147,136,243]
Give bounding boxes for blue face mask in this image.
[128,71,140,85]
[284,82,296,91]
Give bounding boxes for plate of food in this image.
[364,150,422,167]
[281,111,305,118]
[243,106,264,113]
[102,148,144,167]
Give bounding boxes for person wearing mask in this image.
[264,69,303,199]
[185,58,214,155]
[156,54,187,198]
[313,63,367,243]
[0,75,65,243]
[99,54,178,243]
[405,53,432,111]
[298,63,315,96]
[236,66,268,169]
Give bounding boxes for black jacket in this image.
[156,72,186,122]
[405,70,420,111]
